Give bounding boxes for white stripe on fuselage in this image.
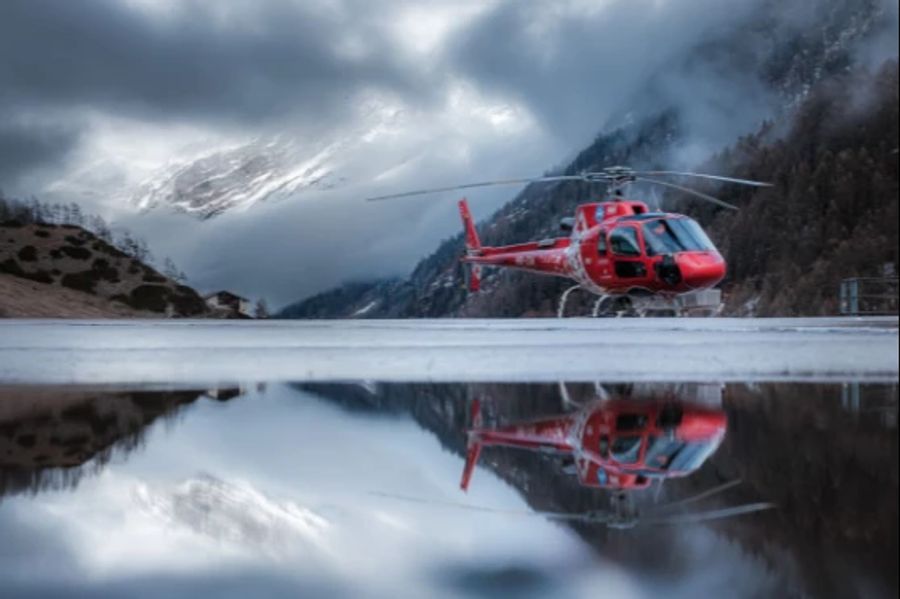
[565,229,605,295]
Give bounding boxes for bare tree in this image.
[163,257,188,284]
[254,298,270,319]
[89,215,113,242]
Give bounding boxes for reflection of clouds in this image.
[133,474,330,560]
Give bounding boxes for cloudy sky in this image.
[1,0,897,306]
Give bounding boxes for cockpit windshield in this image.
[642,218,717,256]
[644,436,721,472]
[644,437,687,470]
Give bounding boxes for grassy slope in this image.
[0,222,208,318]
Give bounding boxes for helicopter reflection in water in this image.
[462,383,727,494]
[375,382,773,531]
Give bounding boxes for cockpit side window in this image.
[610,227,642,257]
[597,230,608,256]
[611,435,642,464]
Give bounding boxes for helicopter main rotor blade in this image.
[365,175,584,202]
[635,177,740,211]
[640,502,776,526]
[369,491,608,523]
[649,479,744,513]
[638,171,773,187]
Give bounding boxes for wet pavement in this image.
[1,318,898,384]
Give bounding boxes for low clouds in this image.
[0,118,80,187]
[0,0,441,189]
[447,0,764,147]
[0,0,424,128]
[0,0,769,193]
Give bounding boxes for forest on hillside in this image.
[704,62,899,315]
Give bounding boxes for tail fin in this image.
[458,199,481,251]
[460,398,484,492]
[458,199,482,292]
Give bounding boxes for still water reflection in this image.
[1,382,897,598]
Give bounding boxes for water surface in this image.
[1,381,896,598]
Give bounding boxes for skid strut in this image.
[592,295,612,318]
[557,285,583,318]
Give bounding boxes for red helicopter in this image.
[460,391,727,493]
[369,166,771,316]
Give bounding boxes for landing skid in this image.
[558,288,723,318]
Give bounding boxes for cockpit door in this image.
[609,225,652,285]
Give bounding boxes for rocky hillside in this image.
[279,0,898,319]
[0,221,209,318]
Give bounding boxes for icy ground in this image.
[0,317,897,385]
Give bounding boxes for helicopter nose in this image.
[678,409,728,439]
[675,252,726,289]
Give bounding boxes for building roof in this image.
[204,290,250,302]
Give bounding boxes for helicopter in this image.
[368,166,772,316]
[460,387,727,493]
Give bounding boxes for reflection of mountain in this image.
[135,474,330,555]
[299,381,899,598]
[0,386,244,500]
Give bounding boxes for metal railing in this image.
[839,277,899,315]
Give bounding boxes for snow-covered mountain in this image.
[135,474,331,555]
[131,137,348,220]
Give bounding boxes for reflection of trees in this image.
[681,383,899,599]
[0,387,244,501]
